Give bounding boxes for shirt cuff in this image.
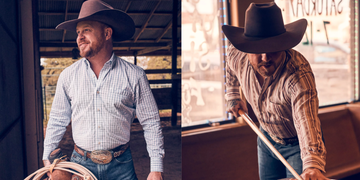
[42,149,52,160]
[302,155,326,173]
[150,157,164,172]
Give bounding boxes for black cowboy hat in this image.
[56,0,135,42]
[222,2,307,53]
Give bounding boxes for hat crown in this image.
[78,0,114,19]
[244,2,286,38]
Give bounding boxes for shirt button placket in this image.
[95,87,101,148]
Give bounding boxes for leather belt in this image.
[269,133,298,145]
[74,142,130,164]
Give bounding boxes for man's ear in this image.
[105,27,113,41]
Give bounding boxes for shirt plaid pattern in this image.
[43,54,164,172]
[225,45,326,172]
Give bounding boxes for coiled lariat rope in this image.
[24,160,98,180]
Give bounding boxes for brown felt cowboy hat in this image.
[222,2,307,53]
[56,0,135,42]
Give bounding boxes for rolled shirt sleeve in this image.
[225,45,242,101]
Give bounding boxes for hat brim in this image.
[222,19,307,53]
[56,9,135,42]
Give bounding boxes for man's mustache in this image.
[77,40,89,46]
[258,62,273,67]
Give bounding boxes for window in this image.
[275,0,359,106]
[181,0,229,127]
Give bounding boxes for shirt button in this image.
[97,91,99,94]
[98,142,100,145]
[98,126,100,128]
[97,109,100,111]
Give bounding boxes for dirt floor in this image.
[50,119,181,180]
[130,126,181,180]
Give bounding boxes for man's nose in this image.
[261,53,270,62]
[77,34,84,43]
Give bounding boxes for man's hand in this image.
[43,160,52,179]
[226,99,248,117]
[147,171,163,180]
[290,168,329,180]
[43,159,51,167]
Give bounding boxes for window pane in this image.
[181,0,228,127]
[275,0,353,106]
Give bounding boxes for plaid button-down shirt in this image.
[225,45,326,172]
[43,54,164,172]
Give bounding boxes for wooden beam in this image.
[134,0,162,42]
[39,26,180,32]
[38,12,172,16]
[156,22,172,42]
[40,42,170,47]
[144,69,181,74]
[148,79,172,84]
[61,0,69,43]
[156,11,180,42]
[137,46,170,55]
[124,1,131,12]
[40,39,172,43]
[114,49,180,56]
[40,49,181,57]
[39,28,61,31]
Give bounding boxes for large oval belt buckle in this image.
[90,150,112,164]
[270,134,286,145]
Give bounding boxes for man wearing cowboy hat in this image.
[223,2,328,180]
[42,0,164,180]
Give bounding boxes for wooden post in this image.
[133,51,137,65]
[171,0,179,126]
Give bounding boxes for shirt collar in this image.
[83,52,116,69]
[105,53,116,69]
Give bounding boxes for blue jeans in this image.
[257,127,303,180]
[70,148,138,180]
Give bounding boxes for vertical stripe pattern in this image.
[225,45,326,172]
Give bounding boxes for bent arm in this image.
[225,45,248,116]
[225,45,241,102]
[289,71,326,173]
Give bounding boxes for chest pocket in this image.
[266,86,292,122]
[101,88,134,109]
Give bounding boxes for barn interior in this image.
[0,0,180,179]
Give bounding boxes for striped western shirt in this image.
[225,44,326,172]
[43,53,164,172]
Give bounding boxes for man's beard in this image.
[79,39,104,59]
[256,60,276,76]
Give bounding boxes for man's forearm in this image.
[227,99,241,108]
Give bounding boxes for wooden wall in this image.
[182,103,360,180]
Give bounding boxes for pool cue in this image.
[238,110,303,180]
